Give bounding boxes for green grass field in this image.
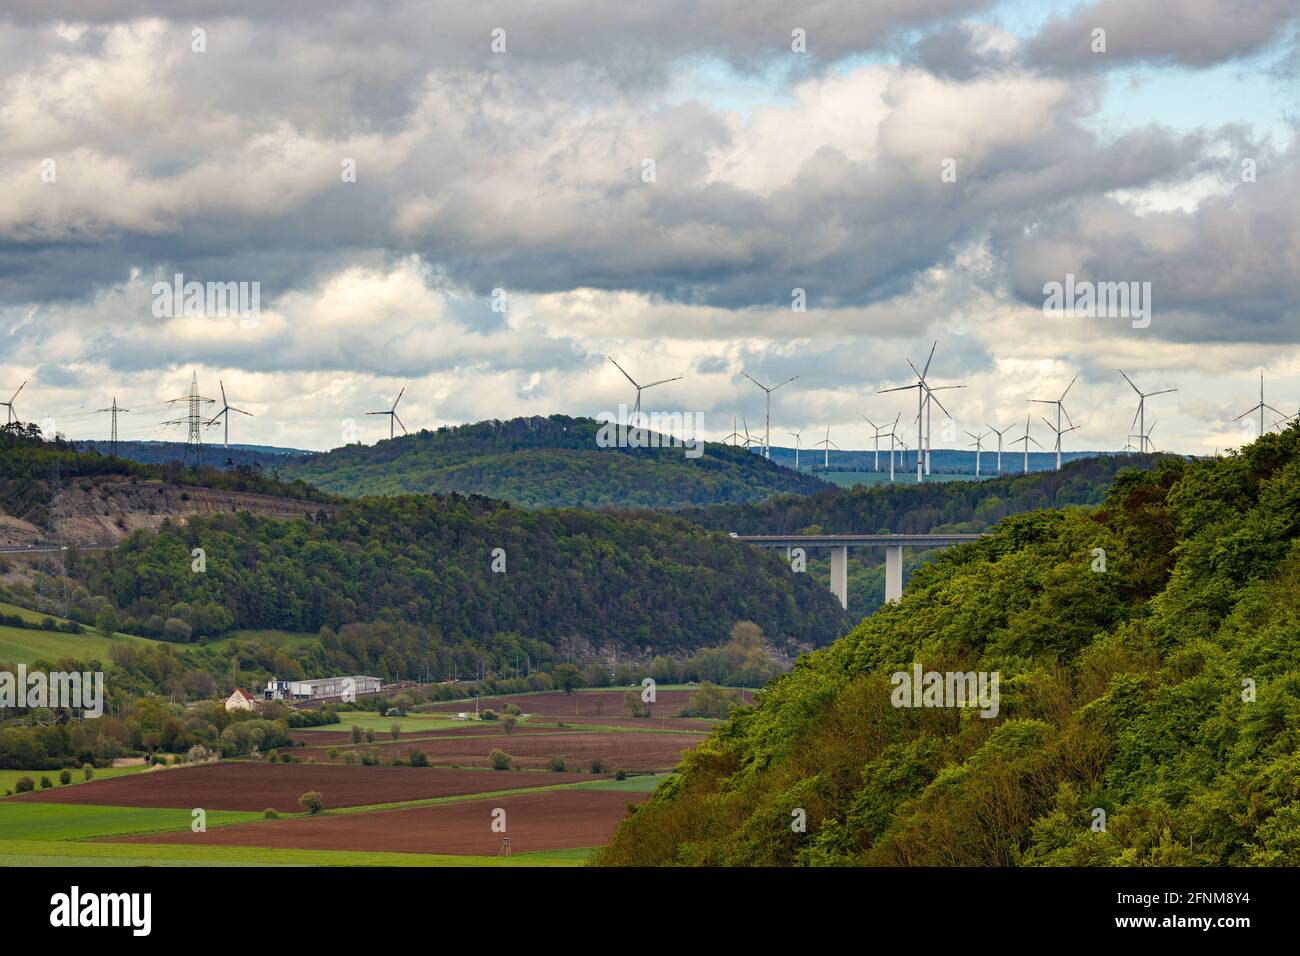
[204,629,320,651]
[0,600,160,662]
[0,764,148,795]
[0,802,261,841]
[299,713,469,735]
[0,839,591,867]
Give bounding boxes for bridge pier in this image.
[830,546,848,610]
[884,545,903,604]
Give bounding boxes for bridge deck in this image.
[733,533,987,548]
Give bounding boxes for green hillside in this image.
[69,493,848,663]
[0,601,160,664]
[279,416,826,508]
[595,428,1300,866]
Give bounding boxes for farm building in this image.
[225,688,257,712]
[264,676,382,701]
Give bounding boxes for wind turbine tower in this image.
[985,422,1013,475]
[2,380,26,425]
[1233,369,1287,439]
[742,372,797,460]
[207,380,252,447]
[367,387,408,440]
[1008,415,1042,474]
[788,429,804,471]
[811,424,840,471]
[1119,370,1176,454]
[608,356,682,418]
[1030,374,1078,470]
[965,430,989,477]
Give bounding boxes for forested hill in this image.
[278,415,826,508]
[70,493,847,656]
[680,453,1168,535]
[595,427,1300,866]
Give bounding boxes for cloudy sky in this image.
[2,0,1298,455]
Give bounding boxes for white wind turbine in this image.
[722,415,745,446]
[366,386,408,440]
[1233,369,1288,438]
[811,424,840,471]
[883,412,902,482]
[863,416,892,472]
[788,429,805,471]
[1,380,26,425]
[965,430,989,477]
[985,422,1013,475]
[1008,414,1043,474]
[1029,374,1078,470]
[742,371,797,460]
[1119,370,1176,454]
[608,356,682,417]
[879,342,962,483]
[206,380,253,447]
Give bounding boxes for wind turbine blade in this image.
[772,376,797,392]
[1061,404,1075,430]
[741,371,766,391]
[394,413,407,434]
[1060,374,1078,402]
[231,406,253,417]
[1041,417,1057,431]
[220,380,228,405]
[906,358,924,382]
[929,392,953,418]
[365,411,386,416]
[393,386,406,411]
[1028,399,1055,405]
[1147,388,1177,397]
[641,376,683,390]
[1130,404,1142,429]
[878,384,916,394]
[1118,369,1142,395]
[921,341,937,380]
[608,357,639,388]
[10,381,26,403]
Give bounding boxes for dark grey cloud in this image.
[998,138,1300,344]
[1025,0,1299,71]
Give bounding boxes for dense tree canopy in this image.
[595,428,1300,866]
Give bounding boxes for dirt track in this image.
[109,788,648,855]
[11,761,600,813]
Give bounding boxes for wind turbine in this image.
[1040,415,1080,468]
[1119,370,1176,454]
[1030,374,1078,470]
[608,356,682,417]
[1,380,26,425]
[722,416,744,447]
[206,380,253,447]
[1233,369,1288,439]
[878,340,961,481]
[788,429,805,471]
[1008,415,1043,474]
[863,416,892,472]
[811,425,840,471]
[965,430,989,477]
[741,418,758,449]
[883,412,901,482]
[1143,418,1160,453]
[367,387,408,440]
[985,423,1013,475]
[742,372,797,460]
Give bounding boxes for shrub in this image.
[298,791,324,814]
[409,750,429,767]
[615,769,627,781]
[590,759,608,774]
[264,808,279,819]
[481,709,498,721]
[365,729,375,743]
[390,723,401,741]
[350,725,363,744]
[547,756,567,772]
[82,764,94,781]
[15,776,35,793]
[328,748,339,762]
[501,714,517,735]
[39,776,53,789]
[489,749,512,771]
[59,769,72,785]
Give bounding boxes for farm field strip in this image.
[107,788,650,856]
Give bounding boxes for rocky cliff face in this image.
[3,479,336,548]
